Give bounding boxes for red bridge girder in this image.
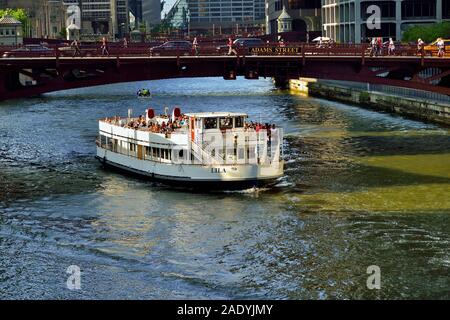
[1,55,450,101]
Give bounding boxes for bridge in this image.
[1,44,450,101]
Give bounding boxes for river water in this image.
[0,78,449,299]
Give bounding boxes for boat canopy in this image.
[184,112,248,118]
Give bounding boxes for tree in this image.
[402,22,450,43]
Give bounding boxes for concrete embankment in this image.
[289,79,450,126]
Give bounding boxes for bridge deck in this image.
[1,51,450,100]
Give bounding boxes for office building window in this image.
[362,1,396,20]
[402,0,436,20]
[444,0,450,19]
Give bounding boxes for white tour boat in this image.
[96,107,284,189]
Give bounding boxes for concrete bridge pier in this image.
[273,77,289,89]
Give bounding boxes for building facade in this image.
[142,0,161,29]
[0,15,23,45]
[1,0,67,39]
[165,0,266,35]
[265,0,322,36]
[80,0,129,37]
[322,0,450,44]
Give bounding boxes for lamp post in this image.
[120,23,125,39]
[186,9,191,38]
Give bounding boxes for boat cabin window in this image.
[219,117,233,130]
[204,117,217,129]
[100,135,107,147]
[235,117,244,128]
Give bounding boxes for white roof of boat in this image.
[185,112,248,118]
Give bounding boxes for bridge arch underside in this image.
[0,57,450,101]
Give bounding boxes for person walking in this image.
[437,38,445,58]
[101,37,110,56]
[192,37,199,56]
[71,39,81,57]
[227,37,237,56]
[123,37,128,49]
[377,37,383,56]
[388,38,395,56]
[370,37,377,57]
[417,38,425,56]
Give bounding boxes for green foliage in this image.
[0,8,28,25]
[402,22,450,43]
[59,28,67,39]
[150,21,172,36]
[359,91,371,104]
[0,8,30,37]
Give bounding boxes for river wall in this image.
[289,79,450,126]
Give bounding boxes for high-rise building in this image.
[265,0,322,37]
[165,0,266,35]
[142,0,161,29]
[129,0,143,28]
[80,0,129,37]
[59,1,129,37]
[322,0,449,44]
[126,0,161,31]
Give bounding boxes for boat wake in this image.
[222,186,272,194]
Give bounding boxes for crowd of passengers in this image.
[104,114,189,134]
[245,122,277,132]
[103,113,278,135]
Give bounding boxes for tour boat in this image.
[96,107,284,189]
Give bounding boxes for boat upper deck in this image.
[184,112,248,118]
[101,112,190,135]
[99,109,279,139]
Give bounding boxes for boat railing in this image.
[189,129,283,166]
[190,139,224,165]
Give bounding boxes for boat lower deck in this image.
[97,155,280,190]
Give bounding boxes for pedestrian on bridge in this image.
[192,37,199,56]
[388,38,395,56]
[417,38,425,56]
[227,37,237,56]
[370,38,377,57]
[377,37,383,56]
[70,39,81,57]
[437,38,445,57]
[101,37,110,56]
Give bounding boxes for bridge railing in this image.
[0,42,424,59]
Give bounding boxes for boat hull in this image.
[96,147,283,190]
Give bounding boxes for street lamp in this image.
[120,23,125,39]
[186,9,191,37]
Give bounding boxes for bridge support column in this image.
[355,1,361,43]
[395,0,402,41]
[437,0,442,22]
[0,73,5,97]
[288,77,318,94]
[273,77,289,89]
